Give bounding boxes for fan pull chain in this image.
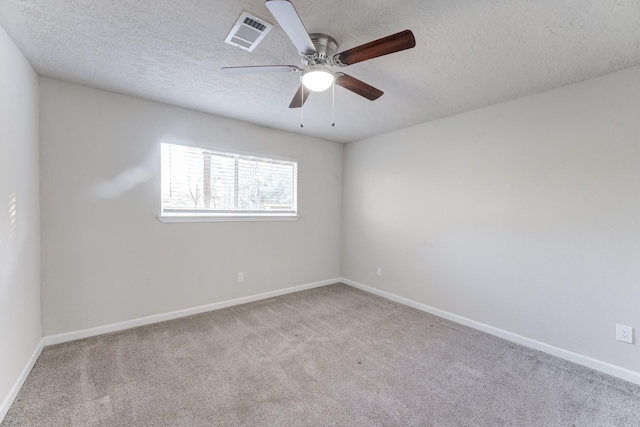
[300,84,304,128]
[332,83,336,126]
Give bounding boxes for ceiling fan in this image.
[222,0,416,110]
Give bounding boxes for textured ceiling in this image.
[1,0,639,143]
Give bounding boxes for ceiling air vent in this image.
[225,11,273,52]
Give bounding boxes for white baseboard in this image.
[44,278,340,346]
[341,278,640,386]
[0,338,44,423]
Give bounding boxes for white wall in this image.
[0,26,41,409]
[343,66,640,374]
[40,78,343,335]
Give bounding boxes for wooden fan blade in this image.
[265,0,317,55]
[333,30,416,66]
[289,84,311,108]
[335,74,383,101]
[221,65,300,74]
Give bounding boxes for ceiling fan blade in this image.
[289,84,311,108]
[335,74,383,101]
[221,65,301,74]
[333,30,416,66]
[265,0,317,55]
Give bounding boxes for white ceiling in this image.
[1,0,639,143]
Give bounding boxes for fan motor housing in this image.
[309,33,338,60]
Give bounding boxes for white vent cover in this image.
[225,11,273,52]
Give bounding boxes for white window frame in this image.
[157,141,298,223]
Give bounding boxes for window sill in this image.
[156,214,299,223]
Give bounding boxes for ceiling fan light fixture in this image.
[301,68,335,92]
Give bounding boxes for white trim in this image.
[156,214,298,223]
[44,278,340,346]
[0,338,44,423]
[341,278,640,386]
[161,139,298,163]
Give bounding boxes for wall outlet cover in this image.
[616,324,633,344]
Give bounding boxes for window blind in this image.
[161,143,297,217]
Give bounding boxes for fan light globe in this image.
[302,68,335,92]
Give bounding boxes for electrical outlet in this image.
[376,267,382,277]
[616,324,633,344]
[237,272,244,283]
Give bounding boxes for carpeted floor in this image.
[2,284,640,426]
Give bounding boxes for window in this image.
[159,142,297,221]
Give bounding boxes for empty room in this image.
[1,0,640,425]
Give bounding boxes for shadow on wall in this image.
[0,192,22,301]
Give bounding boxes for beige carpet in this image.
[2,284,640,426]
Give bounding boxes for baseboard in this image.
[45,278,340,346]
[341,278,640,386]
[0,337,44,423]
